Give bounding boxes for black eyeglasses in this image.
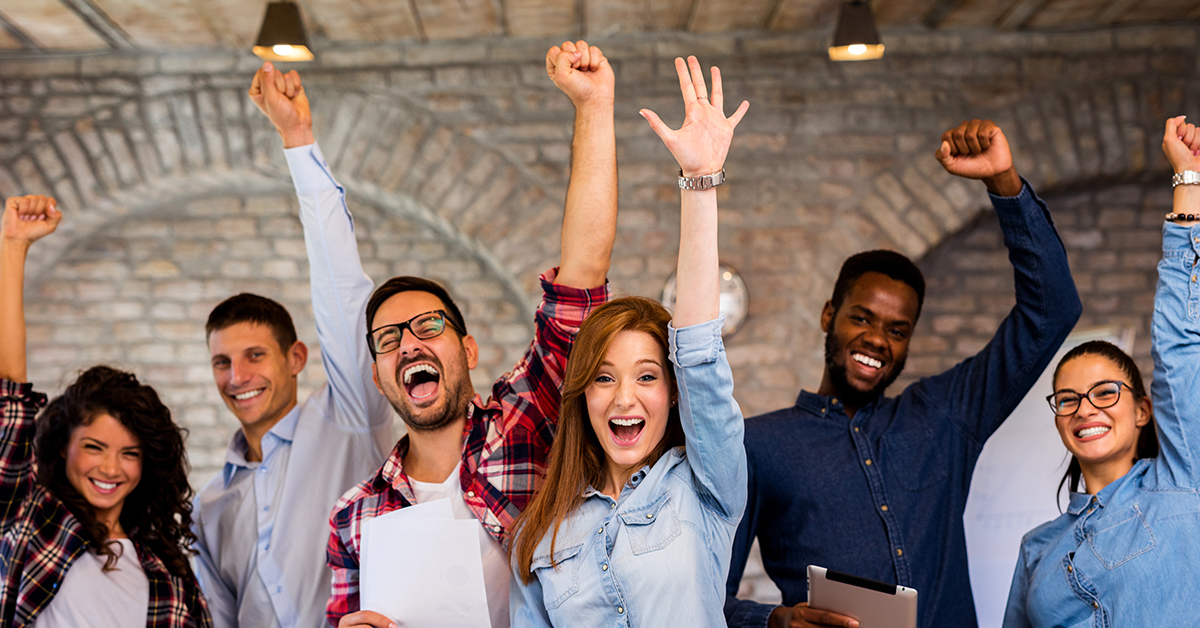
[366,310,462,356]
[1046,380,1135,417]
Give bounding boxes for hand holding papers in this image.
[360,499,490,627]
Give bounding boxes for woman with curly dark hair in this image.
[0,194,211,627]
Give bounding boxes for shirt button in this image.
[1067,565,1073,573]
[260,467,267,474]
[602,564,609,571]
[467,490,475,498]
[854,426,859,432]
[617,607,624,614]
[821,408,826,414]
[1091,601,1098,609]
[263,506,270,512]
[610,503,615,509]
[493,525,502,533]
[598,528,604,535]
[881,505,888,511]
[831,398,839,405]
[865,459,872,466]
[1193,275,1197,283]
[276,586,282,593]
[646,513,653,519]
[896,549,902,556]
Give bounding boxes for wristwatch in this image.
[678,169,725,190]
[1172,170,1200,187]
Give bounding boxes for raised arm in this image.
[548,41,617,290]
[1151,116,1200,487]
[1,195,60,382]
[249,63,390,430]
[917,120,1080,442]
[642,57,748,520]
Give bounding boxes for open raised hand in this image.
[248,61,313,148]
[546,40,615,108]
[1,195,60,246]
[640,56,749,177]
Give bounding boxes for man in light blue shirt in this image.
[191,62,395,628]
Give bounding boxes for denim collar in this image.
[795,389,880,419]
[1065,458,1149,515]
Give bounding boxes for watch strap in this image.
[678,169,725,190]
[1172,170,1200,187]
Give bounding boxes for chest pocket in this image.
[882,428,948,492]
[530,543,584,610]
[1087,503,1156,570]
[619,491,681,555]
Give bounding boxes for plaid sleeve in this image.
[1,379,46,529]
[490,268,610,436]
[325,521,360,626]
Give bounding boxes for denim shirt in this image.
[1002,222,1200,628]
[510,318,747,627]
[725,182,1082,628]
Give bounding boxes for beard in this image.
[823,330,906,410]
[383,352,472,433]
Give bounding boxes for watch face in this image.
[661,264,749,337]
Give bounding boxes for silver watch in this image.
[678,169,725,190]
[1172,170,1200,187]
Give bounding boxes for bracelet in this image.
[678,169,725,190]
[1165,212,1199,222]
[1172,171,1200,187]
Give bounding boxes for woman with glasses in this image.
[1002,117,1200,626]
[0,195,211,627]
[508,55,749,627]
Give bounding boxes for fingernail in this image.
[264,61,274,72]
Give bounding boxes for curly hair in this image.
[35,366,197,576]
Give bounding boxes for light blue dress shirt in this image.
[192,143,394,628]
[1003,222,1200,627]
[510,317,747,627]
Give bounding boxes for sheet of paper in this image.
[360,499,490,628]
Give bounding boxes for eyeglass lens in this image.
[1049,381,1123,416]
[370,312,447,354]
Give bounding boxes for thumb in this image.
[261,62,280,98]
[554,49,578,81]
[935,140,953,164]
[640,109,672,144]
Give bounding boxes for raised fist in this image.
[1,195,61,245]
[546,40,615,108]
[1162,116,1200,174]
[936,119,1021,196]
[248,62,314,148]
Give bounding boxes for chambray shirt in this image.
[725,182,1082,628]
[191,143,394,628]
[1002,222,1200,627]
[510,318,747,627]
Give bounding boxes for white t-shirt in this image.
[410,463,511,628]
[33,538,149,628]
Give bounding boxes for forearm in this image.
[0,239,30,382]
[673,188,720,327]
[556,102,616,289]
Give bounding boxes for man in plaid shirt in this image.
[329,41,618,628]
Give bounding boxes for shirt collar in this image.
[220,404,302,487]
[1066,459,1148,515]
[795,390,863,417]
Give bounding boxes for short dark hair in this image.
[1052,340,1158,501]
[830,250,926,319]
[366,277,468,337]
[206,293,298,351]
[36,366,196,577]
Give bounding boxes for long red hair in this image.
[511,296,684,582]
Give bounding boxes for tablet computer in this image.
[807,565,918,628]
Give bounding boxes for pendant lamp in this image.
[252,1,315,62]
[828,0,885,62]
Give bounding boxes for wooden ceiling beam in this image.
[0,11,40,49]
[1092,0,1141,24]
[996,0,1050,30]
[922,0,966,27]
[1189,1,1200,19]
[58,0,135,49]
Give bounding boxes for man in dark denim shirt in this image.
[724,120,1082,628]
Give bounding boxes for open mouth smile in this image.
[851,352,884,370]
[402,363,441,401]
[1074,425,1112,440]
[232,388,264,401]
[90,478,121,494]
[609,417,645,445]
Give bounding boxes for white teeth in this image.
[611,418,644,427]
[852,353,883,369]
[403,363,439,384]
[234,389,264,401]
[92,479,117,490]
[1076,426,1111,439]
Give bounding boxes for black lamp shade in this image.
[253,2,314,62]
[829,1,885,61]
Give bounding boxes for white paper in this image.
[360,499,490,628]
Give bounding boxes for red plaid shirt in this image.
[0,379,211,628]
[325,269,609,625]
